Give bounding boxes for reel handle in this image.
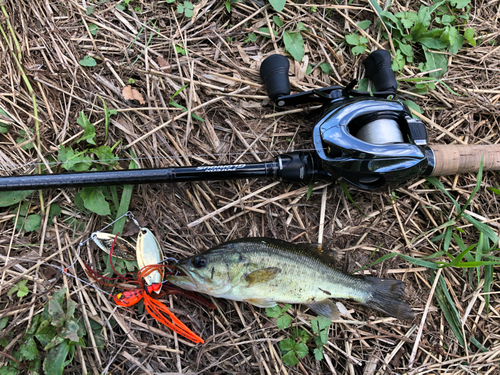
[362,50,398,94]
[260,54,291,102]
[428,144,500,176]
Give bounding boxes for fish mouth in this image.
[167,264,197,288]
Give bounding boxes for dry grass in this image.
[1,0,500,374]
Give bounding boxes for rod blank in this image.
[0,162,278,191]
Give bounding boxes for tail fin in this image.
[363,277,414,320]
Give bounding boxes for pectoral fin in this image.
[245,267,281,287]
[243,298,277,308]
[306,300,341,320]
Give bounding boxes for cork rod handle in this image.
[429,144,500,176]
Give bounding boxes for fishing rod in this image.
[1,50,499,192]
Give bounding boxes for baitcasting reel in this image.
[0,50,499,192]
[260,50,429,190]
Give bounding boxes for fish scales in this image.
[167,238,414,320]
[225,239,371,304]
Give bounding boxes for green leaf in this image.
[367,0,383,17]
[464,28,476,46]
[430,270,465,347]
[66,299,76,320]
[265,305,283,318]
[8,279,29,297]
[459,156,483,217]
[279,338,295,352]
[49,204,62,220]
[320,63,332,75]
[17,281,29,297]
[425,177,460,213]
[345,34,359,46]
[184,4,194,17]
[422,50,448,79]
[276,315,291,329]
[297,22,309,32]
[245,32,257,43]
[0,364,20,375]
[79,187,111,216]
[340,181,365,215]
[449,0,471,8]
[93,145,118,166]
[99,96,115,141]
[416,29,448,50]
[48,298,66,328]
[305,64,312,75]
[14,201,29,217]
[357,78,369,91]
[281,350,299,366]
[0,123,10,133]
[44,334,65,351]
[357,20,371,30]
[311,318,319,334]
[79,55,97,67]
[441,26,459,47]
[306,183,314,200]
[273,16,283,28]
[294,342,308,358]
[173,43,188,56]
[24,214,41,232]
[269,0,286,12]
[391,50,405,71]
[88,23,98,36]
[61,320,80,343]
[484,264,493,313]
[352,45,366,56]
[43,342,70,375]
[317,316,331,331]
[283,31,304,62]
[402,100,422,118]
[299,329,310,344]
[0,316,8,331]
[380,10,404,35]
[313,347,324,360]
[113,158,138,235]
[35,320,57,347]
[354,251,439,275]
[76,111,96,145]
[16,130,34,150]
[462,214,499,246]
[395,12,418,28]
[257,27,276,38]
[0,190,33,207]
[395,40,413,58]
[19,337,38,361]
[319,330,328,345]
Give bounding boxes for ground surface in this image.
[0,0,500,374]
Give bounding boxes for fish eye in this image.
[192,256,207,269]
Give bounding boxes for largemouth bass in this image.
[167,238,414,320]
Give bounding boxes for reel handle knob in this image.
[363,50,398,93]
[260,55,291,102]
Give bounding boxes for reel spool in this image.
[355,119,404,145]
